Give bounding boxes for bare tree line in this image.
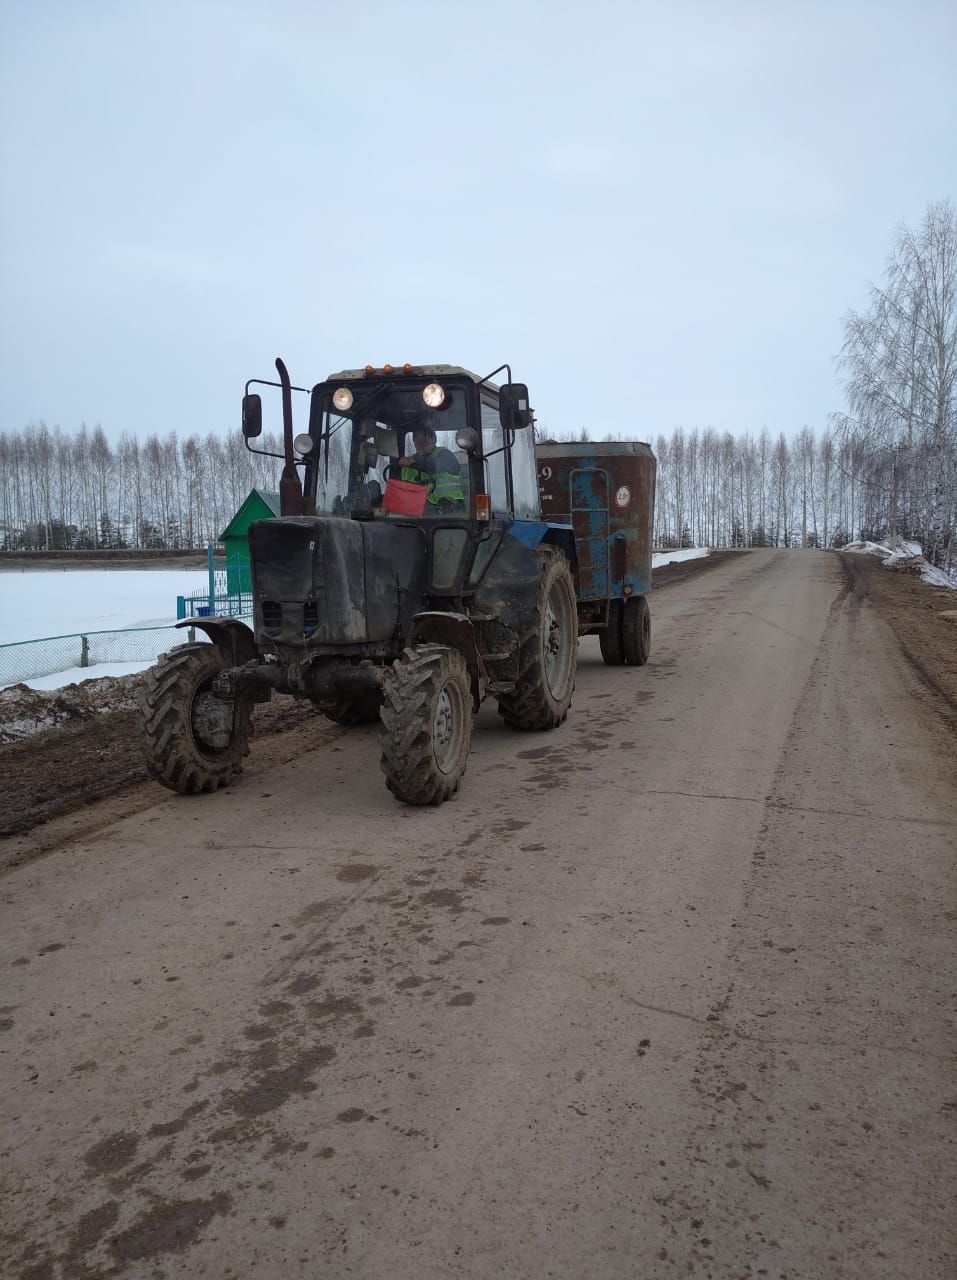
[2,205,953,567]
[2,417,950,566]
[0,427,283,550]
[0,418,897,557]
[646,423,950,558]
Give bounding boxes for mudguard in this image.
[505,520,578,584]
[407,611,481,710]
[176,617,259,666]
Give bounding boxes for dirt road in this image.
[2,549,955,1279]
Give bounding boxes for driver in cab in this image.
[398,426,465,511]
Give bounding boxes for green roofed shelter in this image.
[219,488,280,594]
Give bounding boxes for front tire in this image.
[141,643,251,793]
[497,547,577,730]
[379,645,472,806]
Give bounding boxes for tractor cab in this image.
[242,363,539,526]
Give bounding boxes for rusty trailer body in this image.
[536,442,656,660]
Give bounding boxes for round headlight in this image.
[332,386,354,411]
[294,433,315,456]
[455,428,479,453]
[422,382,446,409]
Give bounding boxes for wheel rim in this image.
[432,678,467,774]
[191,682,235,754]
[543,580,575,697]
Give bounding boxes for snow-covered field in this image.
[0,569,211,645]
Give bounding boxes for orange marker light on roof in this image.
[402,363,413,373]
[383,363,394,373]
[363,365,374,375]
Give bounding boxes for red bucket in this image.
[382,478,428,516]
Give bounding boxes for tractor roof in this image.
[323,365,500,391]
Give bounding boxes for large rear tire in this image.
[379,644,472,806]
[598,600,626,665]
[497,547,577,731]
[141,643,251,794]
[622,596,651,666]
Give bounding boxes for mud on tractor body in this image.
[141,360,581,806]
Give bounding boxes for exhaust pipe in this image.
[276,357,304,517]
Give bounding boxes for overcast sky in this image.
[1,0,955,444]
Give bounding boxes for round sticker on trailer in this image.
[615,485,631,508]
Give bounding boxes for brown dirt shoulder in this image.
[837,550,957,727]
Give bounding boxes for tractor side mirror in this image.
[500,383,533,430]
[242,393,263,439]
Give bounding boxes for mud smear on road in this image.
[109,1192,232,1266]
[225,1044,337,1118]
[82,1131,140,1175]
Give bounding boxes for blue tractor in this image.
[142,359,581,806]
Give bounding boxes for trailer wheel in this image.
[322,693,382,726]
[141,643,251,794]
[497,547,577,731]
[622,596,651,665]
[379,644,472,806]
[599,600,626,665]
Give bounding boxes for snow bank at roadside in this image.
[840,537,955,589]
[24,660,155,691]
[0,670,147,743]
[652,548,710,568]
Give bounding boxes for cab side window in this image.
[480,393,540,519]
[480,398,509,515]
[510,428,540,520]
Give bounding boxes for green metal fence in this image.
[0,624,214,688]
[177,567,253,620]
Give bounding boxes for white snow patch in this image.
[652,547,710,568]
[840,537,956,589]
[24,660,156,691]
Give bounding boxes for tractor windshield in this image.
[309,382,472,517]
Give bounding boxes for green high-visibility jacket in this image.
[400,446,465,507]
